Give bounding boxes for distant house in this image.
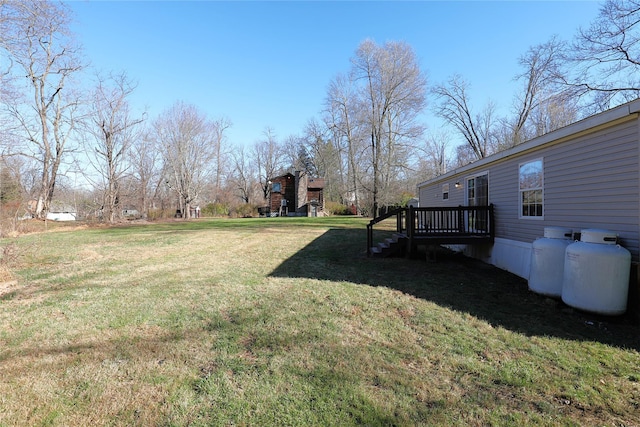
[267,171,325,217]
[46,205,77,221]
[26,199,77,221]
[306,177,325,217]
[417,99,640,287]
[122,208,141,218]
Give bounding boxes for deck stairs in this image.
[369,233,408,258]
[367,205,494,258]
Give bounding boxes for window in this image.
[519,159,543,218]
[272,182,281,193]
[442,183,449,200]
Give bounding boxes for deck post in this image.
[489,204,495,239]
[407,206,415,258]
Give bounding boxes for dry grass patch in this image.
[0,265,17,300]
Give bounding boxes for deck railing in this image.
[407,205,494,237]
[367,205,495,256]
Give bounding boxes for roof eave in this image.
[417,99,640,188]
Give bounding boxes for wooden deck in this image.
[367,205,495,257]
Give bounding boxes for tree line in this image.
[1,0,639,227]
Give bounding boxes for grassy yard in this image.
[0,217,638,426]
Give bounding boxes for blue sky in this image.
[68,1,603,147]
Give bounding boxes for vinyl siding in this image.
[542,119,639,258]
[418,180,465,208]
[418,115,640,261]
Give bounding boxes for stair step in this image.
[369,233,409,258]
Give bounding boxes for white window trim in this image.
[518,158,544,220]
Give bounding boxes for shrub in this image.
[325,201,355,216]
[147,209,176,220]
[201,202,229,217]
[231,203,257,218]
[399,192,416,207]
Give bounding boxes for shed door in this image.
[466,173,489,231]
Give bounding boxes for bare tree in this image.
[510,36,567,145]
[84,72,144,222]
[252,127,285,202]
[129,130,162,218]
[421,131,451,178]
[230,144,256,204]
[303,118,343,203]
[325,72,364,211]
[567,0,640,110]
[0,2,19,115]
[432,75,495,160]
[0,155,27,228]
[1,0,84,219]
[152,102,220,219]
[300,119,324,177]
[211,117,232,204]
[350,39,426,215]
[453,144,478,168]
[528,94,578,136]
[282,134,307,174]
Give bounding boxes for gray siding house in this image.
[417,99,640,290]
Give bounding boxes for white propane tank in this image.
[528,227,573,297]
[561,229,631,315]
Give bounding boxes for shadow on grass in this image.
[269,228,640,351]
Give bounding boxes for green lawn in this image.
[0,217,638,426]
